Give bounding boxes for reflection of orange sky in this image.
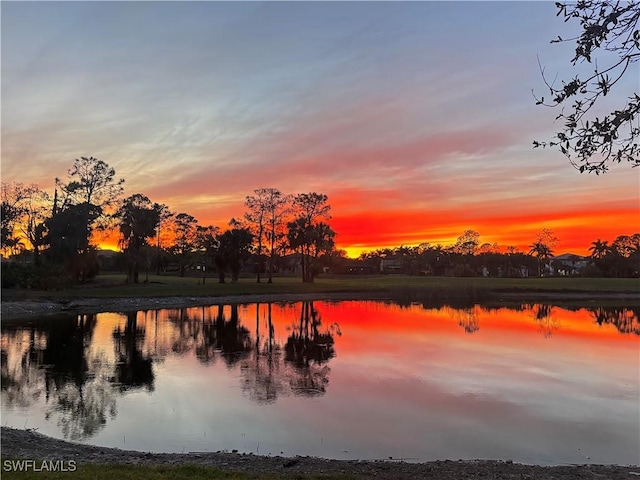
[6,301,636,429]
[84,302,638,362]
[310,302,638,351]
[4,300,637,464]
[5,301,638,389]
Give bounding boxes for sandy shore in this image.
[2,289,639,320]
[2,428,639,480]
[0,292,380,319]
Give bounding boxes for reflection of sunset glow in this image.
[2,300,638,464]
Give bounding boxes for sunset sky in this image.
[2,1,638,257]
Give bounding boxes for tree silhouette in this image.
[245,188,290,283]
[54,157,124,252]
[455,230,480,256]
[169,213,198,277]
[195,225,220,284]
[25,313,119,441]
[215,222,254,283]
[455,307,480,334]
[244,190,267,283]
[116,194,161,283]
[154,204,173,274]
[286,193,334,283]
[529,241,554,277]
[0,183,24,252]
[44,203,101,282]
[534,2,639,173]
[589,238,610,259]
[0,182,50,264]
[528,229,558,277]
[287,219,335,283]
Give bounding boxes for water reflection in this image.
[525,304,560,338]
[238,301,338,403]
[1,314,118,440]
[1,300,638,464]
[112,312,154,392]
[453,306,481,334]
[590,306,640,335]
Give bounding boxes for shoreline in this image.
[0,292,384,319]
[1,427,638,480]
[2,290,639,320]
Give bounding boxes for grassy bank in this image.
[0,462,347,480]
[2,274,638,302]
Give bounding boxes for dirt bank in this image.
[0,293,376,319]
[2,428,638,480]
[2,290,639,320]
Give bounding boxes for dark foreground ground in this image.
[2,428,639,480]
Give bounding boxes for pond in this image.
[1,300,638,465]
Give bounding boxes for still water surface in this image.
[2,300,638,465]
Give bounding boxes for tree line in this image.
[358,229,640,278]
[2,157,638,288]
[1,157,336,287]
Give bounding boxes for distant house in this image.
[380,258,403,274]
[552,253,590,276]
[336,260,375,275]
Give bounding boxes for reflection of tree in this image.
[167,308,200,355]
[43,314,116,440]
[112,312,154,392]
[284,301,337,396]
[0,328,46,409]
[1,314,118,441]
[240,303,285,404]
[590,307,640,335]
[194,306,217,365]
[47,352,116,441]
[455,307,480,334]
[286,302,335,366]
[216,305,253,367]
[43,314,96,394]
[287,363,331,397]
[238,302,340,402]
[525,304,560,338]
[196,305,253,367]
[166,305,253,367]
[40,314,117,440]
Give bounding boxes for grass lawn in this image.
[0,462,352,480]
[2,273,638,301]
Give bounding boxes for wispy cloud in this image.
[2,1,637,256]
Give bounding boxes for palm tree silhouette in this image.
[589,239,610,259]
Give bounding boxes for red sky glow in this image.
[2,2,638,257]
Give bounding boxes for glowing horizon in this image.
[3,2,638,259]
